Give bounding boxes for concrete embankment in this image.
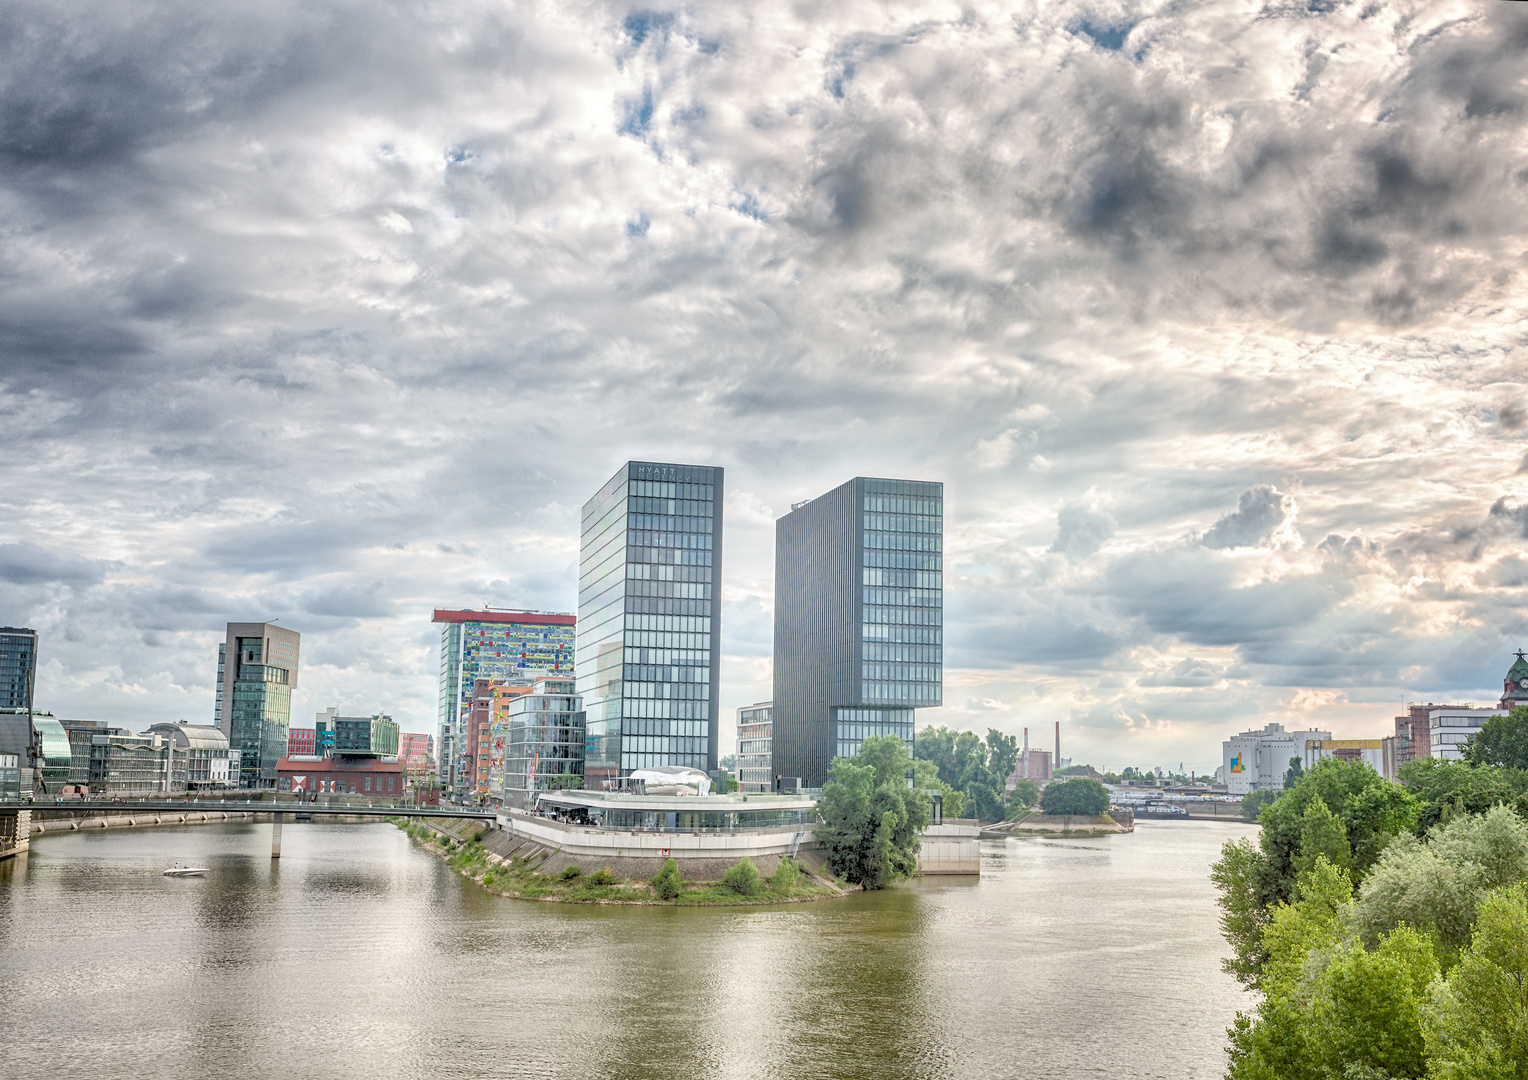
[982,812,1133,837]
[30,807,259,834]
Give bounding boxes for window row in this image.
[628,529,715,551]
[863,605,941,626]
[864,531,941,553]
[863,513,941,535]
[624,698,711,720]
[861,663,941,682]
[628,478,714,499]
[862,624,943,644]
[863,568,941,588]
[623,718,708,738]
[629,496,714,518]
[622,646,711,666]
[863,642,942,663]
[862,493,941,515]
[624,664,710,685]
[625,680,710,700]
[860,682,941,703]
[626,596,712,618]
[864,551,942,571]
[862,586,942,608]
[627,564,713,585]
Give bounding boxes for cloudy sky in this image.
[2,0,1526,771]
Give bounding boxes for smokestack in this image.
[1055,721,1060,766]
[1023,727,1028,753]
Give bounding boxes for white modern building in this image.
[1429,708,1505,762]
[1223,723,1332,795]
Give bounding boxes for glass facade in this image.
[433,610,576,795]
[737,702,773,794]
[493,679,584,809]
[0,627,38,712]
[774,477,942,787]
[578,461,723,785]
[217,624,301,788]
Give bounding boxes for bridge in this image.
[6,799,494,859]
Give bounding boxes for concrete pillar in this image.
[271,811,283,859]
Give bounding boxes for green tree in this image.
[1400,758,1525,832]
[722,857,763,896]
[1351,805,1528,967]
[651,858,683,900]
[984,728,1019,781]
[1424,883,1528,1079]
[817,735,931,890]
[718,753,738,771]
[1211,836,1279,986]
[1039,778,1109,816]
[1241,789,1278,821]
[912,758,962,818]
[1008,778,1040,808]
[1465,705,1528,771]
[1283,756,1304,790]
[1292,798,1353,882]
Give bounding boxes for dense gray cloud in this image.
[1,0,1526,768]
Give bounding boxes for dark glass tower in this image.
[0,627,38,712]
[772,477,942,788]
[578,461,723,786]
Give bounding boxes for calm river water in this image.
[0,819,1256,1080]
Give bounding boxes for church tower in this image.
[1501,650,1528,712]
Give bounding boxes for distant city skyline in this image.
[2,3,1526,772]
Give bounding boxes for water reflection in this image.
[0,820,1255,1080]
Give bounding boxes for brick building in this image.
[276,755,406,797]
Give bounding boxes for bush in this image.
[482,874,496,888]
[559,864,582,881]
[768,857,802,892]
[722,857,763,896]
[1040,778,1110,817]
[590,867,615,886]
[1009,779,1040,809]
[651,858,683,899]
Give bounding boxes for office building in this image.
[432,608,576,796]
[0,627,38,712]
[287,727,316,756]
[737,702,773,794]
[1223,723,1332,794]
[492,676,584,809]
[1393,702,1472,767]
[1429,707,1505,762]
[578,461,724,785]
[772,477,943,788]
[399,732,434,769]
[216,621,301,788]
[145,723,237,789]
[277,755,406,796]
[313,708,400,758]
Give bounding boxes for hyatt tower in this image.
[578,461,723,786]
[772,477,942,788]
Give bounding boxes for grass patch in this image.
[391,820,841,905]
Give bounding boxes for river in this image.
[0,818,1256,1080]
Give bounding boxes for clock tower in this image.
[1501,650,1528,711]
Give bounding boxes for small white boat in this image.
[162,866,209,877]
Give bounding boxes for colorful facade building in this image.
[433,609,576,797]
[398,731,434,777]
[287,727,316,756]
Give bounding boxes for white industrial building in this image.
[1222,723,1332,795]
[1302,738,1392,778]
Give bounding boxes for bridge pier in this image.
[271,811,283,859]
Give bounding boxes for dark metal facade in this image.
[772,477,943,788]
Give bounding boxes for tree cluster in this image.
[816,735,932,890]
[1212,751,1528,1079]
[1039,777,1109,817]
[914,726,1021,822]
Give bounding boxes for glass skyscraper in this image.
[215,621,301,788]
[772,477,942,788]
[432,608,576,796]
[578,461,723,786]
[0,627,38,712]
